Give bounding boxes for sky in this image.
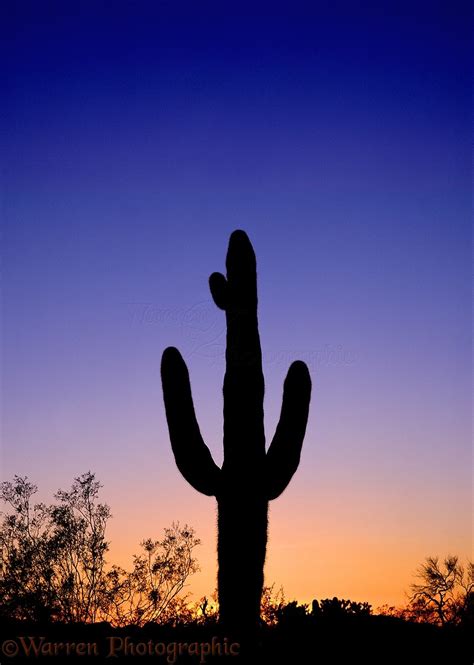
[1,1,471,609]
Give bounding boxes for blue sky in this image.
[1,1,471,605]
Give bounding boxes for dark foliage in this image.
[0,608,471,665]
[0,474,199,626]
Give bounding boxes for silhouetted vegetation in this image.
[1,473,472,662]
[161,230,311,637]
[378,554,474,629]
[0,593,471,663]
[0,473,199,626]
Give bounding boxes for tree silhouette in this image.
[409,555,474,626]
[161,230,312,636]
[103,523,200,626]
[0,472,109,622]
[0,474,199,626]
[0,476,55,621]
[377,554,474,629]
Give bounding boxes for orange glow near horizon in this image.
[102,439,472,612]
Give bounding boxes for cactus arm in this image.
[209,272,228,310]
[265,360,312,500]
[161,346,221,496]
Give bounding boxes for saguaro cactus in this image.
[161,230,311,635]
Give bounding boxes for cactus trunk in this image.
[161,230,311,637]
[217,495,268,633]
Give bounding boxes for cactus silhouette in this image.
[161,230,311,636]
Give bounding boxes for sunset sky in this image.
[2,2,471,609]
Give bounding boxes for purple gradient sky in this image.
[1,2,471,606]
